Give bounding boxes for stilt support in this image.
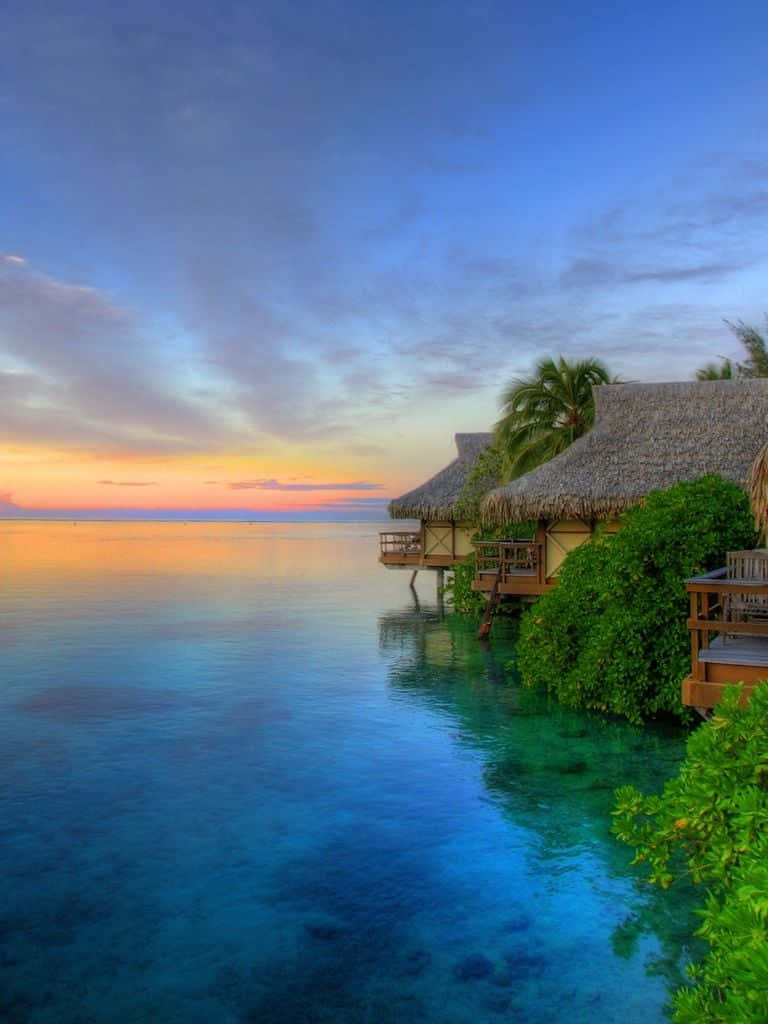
[409,570,418,589]
[436,568,445,611]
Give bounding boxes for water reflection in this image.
[379,601,701,1001]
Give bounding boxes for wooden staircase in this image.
[477,566,502,639]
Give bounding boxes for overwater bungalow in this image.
[475,379,768,600]
[476,378,768,711]
[380,432,493,582]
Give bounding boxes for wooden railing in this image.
[474,540,543,584]
[379,531,421,556]
[686,567,768,681]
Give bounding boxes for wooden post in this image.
[536,521,546,587]
[689,589,701,680]
[409,570,418,589]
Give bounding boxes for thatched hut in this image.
[380,432,493,570]
[478,379,768,595]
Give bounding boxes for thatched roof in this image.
[483,379,768,524]
[389,433,493,520]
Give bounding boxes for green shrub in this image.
[613,684,768,1023]
[453,443,504,523]
[516,475,756,722]
[443,551,485,614]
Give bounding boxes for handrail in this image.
[686,567,768,685]
[379,531,421,556]
[687,577,768,595]
[685,566,728,582]
[473,539,542,583]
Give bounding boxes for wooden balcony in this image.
[471,540,553,597]
[379,522,478,569]
[683,565,768,711]
[379,531,422,567]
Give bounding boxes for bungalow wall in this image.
[421,520,476,564]
[543,517,621,579]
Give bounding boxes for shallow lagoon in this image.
[0,522,698,1022]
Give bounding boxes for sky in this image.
[2,0,768,519]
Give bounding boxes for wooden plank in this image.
[699,635,768,667]
[690,589,701,678]
[687,618,768,636]
[681,677,756,709]
[688,579,768,594]
[706,663,768,683]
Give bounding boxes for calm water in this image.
[0,522,698,1023]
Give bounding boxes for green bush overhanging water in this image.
[614,684,768,1023]
[515,475,757,723]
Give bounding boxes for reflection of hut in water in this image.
[378,608,440,655]
[379,433,494,587]
[377,606,470,670]
[476,380,768,599]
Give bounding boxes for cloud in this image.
[559,258,747,290]
[0,257,245,452]
[4,6,768,471]
[97,480,158,487]
[227,479,382,491]
[0,490,22,513]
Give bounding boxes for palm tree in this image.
[695,319,768,380]
[494,355,614,481]
[727,319,768,377]
[696,359,734,380]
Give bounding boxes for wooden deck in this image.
[379,531,422,567]
[378,526,473,569]
[471,540,554,597]
[682,566,768,711]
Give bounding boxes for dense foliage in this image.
[494,355,614,480]
[442,549,485,614]
[453,442,504,523]
[613,685,768,1023]
[515,475,756,723]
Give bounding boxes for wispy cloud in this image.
[227,479,383,491]
[97,480,158,487]
[559,258,748,290]
[0,490,21,513]
[0,257,240,452]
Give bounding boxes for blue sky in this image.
[2,0,768,516]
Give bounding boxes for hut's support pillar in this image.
[409,570,418,589]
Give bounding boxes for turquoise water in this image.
[0,522,697,1023]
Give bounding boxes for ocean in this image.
[0,521,697,1023]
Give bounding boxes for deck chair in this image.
[723,550,768,637]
